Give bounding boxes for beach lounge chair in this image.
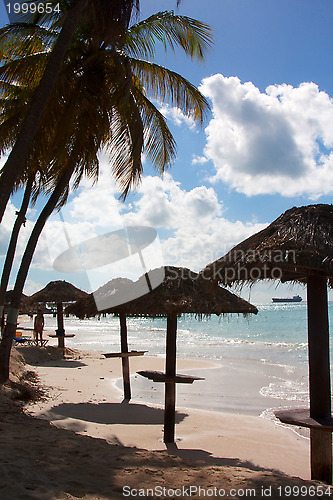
[13,337,48,347]
[13,336,34,346]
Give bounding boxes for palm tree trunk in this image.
[0,165,75,383]
[0,176,33,332]
[0,0,88,223]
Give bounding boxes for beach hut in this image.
[201,203,333,484]
[67,266,258,442]
[28,281,89,348]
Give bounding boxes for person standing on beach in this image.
[34,309,44,345]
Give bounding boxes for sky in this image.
[1,0,333,304]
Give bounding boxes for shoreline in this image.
[22,346,311,480]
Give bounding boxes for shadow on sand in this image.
[44,401,188,425]
[17,345,87,368]
[166,442,281,473]
[0,404,318,500]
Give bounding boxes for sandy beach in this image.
[26,348,310,476]
[0,340,328,499]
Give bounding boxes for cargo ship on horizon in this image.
[272,295,302,303]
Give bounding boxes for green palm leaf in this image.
[126,11,213,61]
[132,83,176,172]
[0,9,212,200]
[130,58,209,124]
[0,23,57,62]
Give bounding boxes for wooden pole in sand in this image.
[164,312,177,443]
[56,301,65,349]
[307,276,332,484]
[120,313,131,400]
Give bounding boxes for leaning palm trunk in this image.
[0,165,75,383]
[0,176,33,333]
[0,0,87,223]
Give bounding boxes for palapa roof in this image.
[89,277,136,311]
[201,204,333,285]
[66,266,258,319]
[5,290,28,305]
[5,290,30,313]
[65,277,135,318]
[28,280,89,304]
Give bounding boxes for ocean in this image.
[40,302,333,419]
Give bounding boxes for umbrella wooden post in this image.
[310,429,332,484]
[164,313,177,443]
[307,276,332,483]
[120,313,131,400]
[56,302,65,349]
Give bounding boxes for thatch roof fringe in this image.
[66,266,258,319]
[201,204,333,285]
[28,280,89,304]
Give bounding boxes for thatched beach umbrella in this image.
[201,204,333,483]
[1,291,30,333]
[66,277,142,400]
[5,290,30,313]
[68,266,258,442]
[28,281,89,348]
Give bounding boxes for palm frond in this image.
[0,6,211,203]
[0,52,48,87]
[132,83,176,172]
[103,105,143,200]
[131,58,210,124]
[126,11,213,61]
[0,23,57,62]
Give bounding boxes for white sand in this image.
[2,345,329,499]
[24,347,310,480]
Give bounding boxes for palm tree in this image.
[0,175,33,332]
[0,167,53,331]
[0,10,212,382]
[0,0,141,222]
[0,68,60,330]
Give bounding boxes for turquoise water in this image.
[37,302,333,416]
[52,302,333,369]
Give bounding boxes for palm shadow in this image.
[165,443,285,475]
[1,408,314,500]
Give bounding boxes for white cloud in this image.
[0,198,41,272]
[1,158,266,291]
[38,168,267,276]
[192,155,209,165]
[0,156,125,276]
[158,104,197,130]
[69,160,124,228]
[123,173,222,229]
[122,173,266,271]
[0,200,17,256]
[200,75,333,198]
[23,279,44,296]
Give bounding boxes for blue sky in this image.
[1,0,333,303]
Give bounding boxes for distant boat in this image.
[272,295,302,303]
